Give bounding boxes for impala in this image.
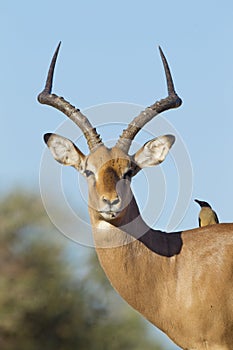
[38,43,233,350]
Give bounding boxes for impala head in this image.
[38,43,181,222]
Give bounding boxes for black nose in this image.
[102,196,120,206]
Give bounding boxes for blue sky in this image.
[2,0,233,222]
[2,1,233,348]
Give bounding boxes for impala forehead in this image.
[86,146,131,175]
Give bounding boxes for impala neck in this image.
[88,195,153,248]
[89,194,183,256]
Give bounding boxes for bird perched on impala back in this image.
[194,199,219,227]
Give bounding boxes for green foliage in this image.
[0,191,163,349]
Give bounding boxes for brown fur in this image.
[84,148,233,350]
[40,45,233,350]
[45,139,233,350]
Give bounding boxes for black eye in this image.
[123,169,133,179]
[84,169,94,178]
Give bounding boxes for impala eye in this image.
[84,169,94,178]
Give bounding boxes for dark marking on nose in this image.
[102,167,119,192]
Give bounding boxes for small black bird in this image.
[194,199,219,227]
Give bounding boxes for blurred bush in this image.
[0,190,163,350]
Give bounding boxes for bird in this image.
[194,199,219,227]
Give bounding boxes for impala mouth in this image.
[99,210,120,220]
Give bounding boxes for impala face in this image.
[44,133,175,221]
[84,146,134,220]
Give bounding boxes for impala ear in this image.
[44,133,86,172]
[133,134,175,168]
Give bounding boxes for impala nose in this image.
[102,195,120,206]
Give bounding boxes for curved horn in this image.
[37,42,103,151]
[115,47,182,153]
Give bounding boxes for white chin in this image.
[100,212,120,220]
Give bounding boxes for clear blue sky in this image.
[2,1,233,348]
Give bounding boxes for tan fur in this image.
[40,45,233,350]
[84,147,233,350]
[45,139,233,350]
[91,206,233,350]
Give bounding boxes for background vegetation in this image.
[0,191,163,349]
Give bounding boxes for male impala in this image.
[38,43,233,350]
